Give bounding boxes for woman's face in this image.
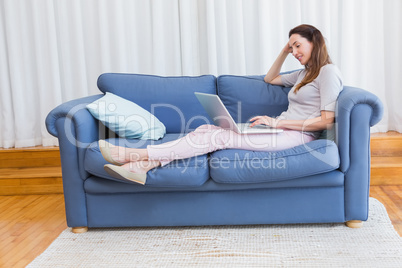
[288,34,313,66]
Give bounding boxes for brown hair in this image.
[289,24,332,93]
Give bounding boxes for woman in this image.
[100,24,343,185]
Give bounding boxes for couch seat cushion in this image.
[84,170,344,194]
[209,139,340,184]
[84,135,209,187]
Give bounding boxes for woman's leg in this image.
[104,124,224,173]
[147,124,315,166]
[106,124,230,165]
[105,124,315,172]
[147,124,234,166]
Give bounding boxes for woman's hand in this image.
[282,42,293,54]
[250,111,335,132]
[249,115,280,128]
[264,42,292,84]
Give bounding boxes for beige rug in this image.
[28,198,402,267]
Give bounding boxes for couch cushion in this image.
[97,73,216,133]
[86,92,166,140]
[217,75,291,123]
[84,135,209,187]
[209,139,340,184]
[84,170,344,194]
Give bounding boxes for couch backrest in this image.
[97,73,292,134]
[217,75,290,123]
[97,73,216,133]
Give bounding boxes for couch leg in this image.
[345,220,363,228]
[72,226,88,233]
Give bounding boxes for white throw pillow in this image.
[86,92,166,140]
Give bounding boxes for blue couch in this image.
[46,73,383,233]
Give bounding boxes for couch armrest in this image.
[336,86,383,171]
[46,95,103,138]
[335,86,383,221]
[45,94,103,227]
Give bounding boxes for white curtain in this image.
[0,0,400,148]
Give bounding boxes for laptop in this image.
[194,92,283,134]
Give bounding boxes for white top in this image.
[279,64,343,138]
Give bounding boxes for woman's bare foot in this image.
[108,145,149,164]
[122,160,161,174]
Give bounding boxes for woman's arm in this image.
[250,111,335,132]
[277,111,335,131]
[264,43,292,85]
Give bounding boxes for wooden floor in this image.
[0,195,66,268]
[0,187,400,268]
